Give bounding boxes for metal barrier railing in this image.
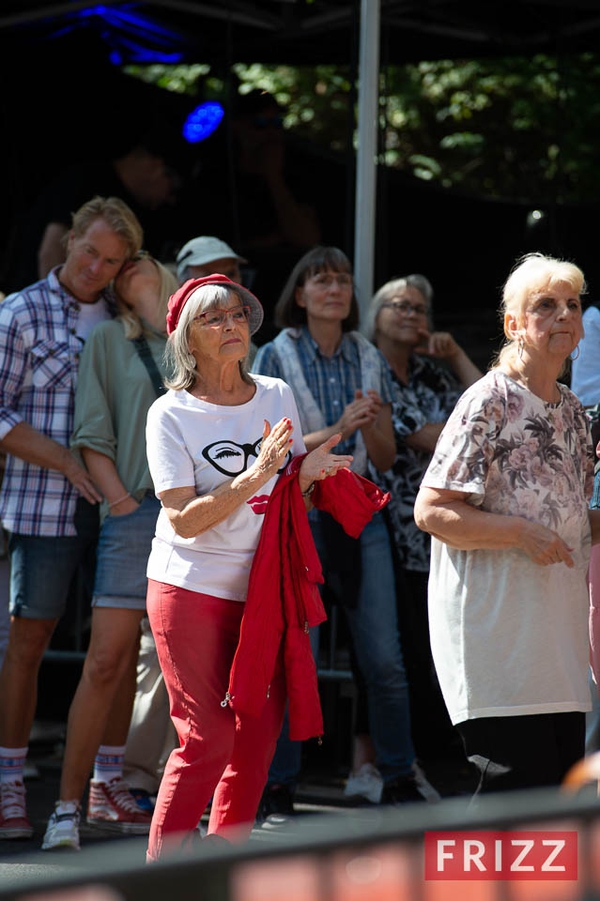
[1,786,600,901]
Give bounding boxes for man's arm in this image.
[1,422,102,504]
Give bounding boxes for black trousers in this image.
[457,711,585,795]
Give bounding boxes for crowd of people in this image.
[0,169,598,861]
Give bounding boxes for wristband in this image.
[301,482,315,498]
[108,492,131,509]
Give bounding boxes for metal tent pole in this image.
[353,0,380,332]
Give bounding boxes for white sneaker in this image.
[412,761,441,802]
[42,804,81,851]
[344,763,384,804]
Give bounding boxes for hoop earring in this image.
[517,336,524,361]
[571,346,581,361]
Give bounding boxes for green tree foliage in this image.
[125,54,600,204]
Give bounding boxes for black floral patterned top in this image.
[369,354,464,573]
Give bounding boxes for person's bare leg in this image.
[101,641,139,747]
[0,617,57,747]
[58,608,143,802]
[351,733,377,773]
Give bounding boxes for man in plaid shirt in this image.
[0,196,143,839]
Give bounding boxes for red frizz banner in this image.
[424,830,578,880]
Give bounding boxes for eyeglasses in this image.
[193,306,250,328]
[381,299,428,316]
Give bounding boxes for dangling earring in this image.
[517,336,524,361]
[571,346,581,361]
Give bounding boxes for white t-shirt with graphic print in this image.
[145,375,305,602]
[421,369,594,725]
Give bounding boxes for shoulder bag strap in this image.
[132,335,165,397]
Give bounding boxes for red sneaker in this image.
[0,780,33,839]
[86,778,152,834]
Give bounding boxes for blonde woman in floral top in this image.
[415,252,600,795]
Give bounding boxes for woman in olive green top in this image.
[42,254,177,851]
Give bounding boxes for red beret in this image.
[166,274,264,335]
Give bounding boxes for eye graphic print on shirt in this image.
[202,437,291,515]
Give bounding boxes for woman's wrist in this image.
[300,481,315,498]
[298,457,316,496]
[108,491,132,510]
[334,421,348,443]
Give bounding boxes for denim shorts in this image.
[93,492,161,610]
[8,498,99,619]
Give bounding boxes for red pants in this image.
[146,580,286,860]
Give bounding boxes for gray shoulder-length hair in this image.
[367,273,434,341]
[164,283,255,391]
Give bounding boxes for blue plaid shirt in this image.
[252,326,393,458]
[0,269,115,536]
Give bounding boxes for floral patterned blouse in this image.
[421,369,594,724]
[425,370,594,531]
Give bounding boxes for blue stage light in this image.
[183,102,225,143]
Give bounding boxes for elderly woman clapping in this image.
[414,253,600,795]
[143,274,355,859]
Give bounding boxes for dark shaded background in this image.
[1,0,600,369]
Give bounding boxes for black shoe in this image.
[380,774,428,805]
[256,783,295,829]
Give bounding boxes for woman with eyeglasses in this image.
[142,274,365,860]
[252,247,436,816]
[42,253,178,852]
[365,276,481,773]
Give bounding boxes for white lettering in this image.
[541,839,566,872]
[437,840,455,871]
[511,839,535,872]
[464,840,486,871]
[495,838,502,871]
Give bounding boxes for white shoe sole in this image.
[42,838,80,851]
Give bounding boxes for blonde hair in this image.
[70,195,143,260]
[492,252,586,372]
[115,256,177,340]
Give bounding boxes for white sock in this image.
[0,746,28,784]
[93,745,126,783]
[55,800,79,816]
